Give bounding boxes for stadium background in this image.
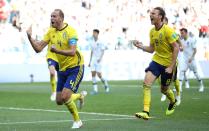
[0,0,208,82]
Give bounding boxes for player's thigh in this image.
[64,65,84,93]
[47,59,59,73]
[91,71,97,77]
[189,61,198,72]
[48,65,56,76]
[144,61,161,85]
[144,71,157,85]
[56,71,66,93]
[95,63,102,73]
[179,60,188,72]
[97,72,102,78]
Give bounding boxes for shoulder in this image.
[150,27,155,33]
[46,27,56,34]
[66,24,76,32]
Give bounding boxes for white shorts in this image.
[179,59,197,72]
[90,60,102,72]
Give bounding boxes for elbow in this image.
[70,50,76,56]
[67,50,76,56]
[150,50,154,53]
[34,48,42,53]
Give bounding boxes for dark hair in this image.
[93,29,99,34]
[54,9,64,19]
[164,16,168,23]
[180,28,188,33]
[154,7,166,21]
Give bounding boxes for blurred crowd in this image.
[0,0,209,63]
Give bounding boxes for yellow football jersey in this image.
[149,24,178,66]
[43,23,84,71]
[44,28,58,62]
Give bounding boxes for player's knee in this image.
[61,93,70,103]
[97,73,102,78]
[161,87,168,94]
[143,83,151,89]
[50,70,56,77]
[56,100,63,105]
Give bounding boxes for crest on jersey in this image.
[172,33,177,39]
[159,33,163,39]
[63,32,67,39]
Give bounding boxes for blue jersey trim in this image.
[69,38,77,46]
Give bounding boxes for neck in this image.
[155,22,163,30]
[57,23,65,30]
[184,36,188,40]
[94,37,98,41]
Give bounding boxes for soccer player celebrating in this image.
[26,9,87,129]
[133,7,179,119]
[179,28,205,92]
[88,29,110,94]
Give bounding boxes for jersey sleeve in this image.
[165,26,178,44]
[68,27,78,40]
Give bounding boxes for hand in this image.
[179,46,183,51]
[50,45,57,53]
[165,66,173,74]
[131,40,143,49]
[97,59,101,63]
[188,58,192,63]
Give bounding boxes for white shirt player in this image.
[181,37,196,61]
[89,36,106,72]
[179,36,197,72]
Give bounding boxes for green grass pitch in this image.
[0,80,209,131]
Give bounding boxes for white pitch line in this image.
[0,118,136,125]
[0,107,134,118]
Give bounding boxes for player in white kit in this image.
[88,29,109,94]
[179,28,204,92]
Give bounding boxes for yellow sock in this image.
[71,93,81,101]
[143,84,151,112]
[165,89,175,103]
[50,75,56,92]
[174,79,180,96]
[65,98,80,121]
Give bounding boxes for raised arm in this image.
[26,26,48,53]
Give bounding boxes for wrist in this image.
[141,46,144,51]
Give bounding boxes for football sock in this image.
[101,78,108,87]
[65,98,80,121]
[143,84,151,112]
[92,77,98,92]
[174,79,180,96]
[50,75,56,93]
[165,89,175,104]
[71,93,81,101]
